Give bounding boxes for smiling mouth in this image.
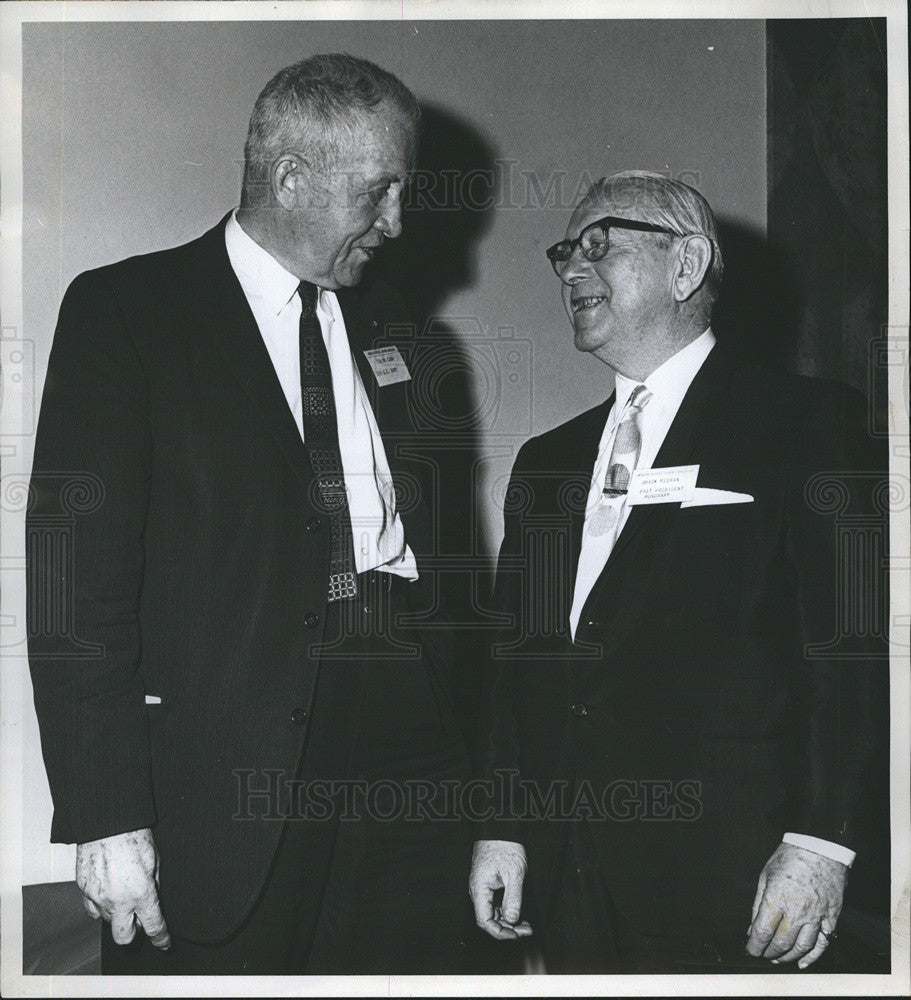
[571,295,607,314]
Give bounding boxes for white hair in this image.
[241,53,421,204]
[584,170,724,300]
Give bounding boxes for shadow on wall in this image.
[376,102,499,320]
[375,103,506,716]
[373,102,500,584]
[712,218,804,371]
[375,106,528,972]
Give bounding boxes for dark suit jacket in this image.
[481,343,889,938]
[26,215,461,943]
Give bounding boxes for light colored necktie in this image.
[589,383,652,536]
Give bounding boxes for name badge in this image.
[364,346,411,386]
[627,464,699,505]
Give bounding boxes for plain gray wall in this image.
[20,17,765,881]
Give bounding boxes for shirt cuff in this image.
[782,832,856,867]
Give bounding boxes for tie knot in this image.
[298,280,318,320]
[628,384,651,411]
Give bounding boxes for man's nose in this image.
[374,189,403,240]
[558,247,591,285]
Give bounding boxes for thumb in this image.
[501,869,525,925]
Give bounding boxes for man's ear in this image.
[270,151,314,212]
[672,235,713,302]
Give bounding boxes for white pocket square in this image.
[681,488,754,508]
[144,694,162,705]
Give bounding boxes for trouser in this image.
[102,571,472,974]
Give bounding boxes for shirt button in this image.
[571,703,589,718]
[306,517,322,533]
[304,613,320,628]
[290,708,308,725]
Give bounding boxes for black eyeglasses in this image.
[546,215,679,275]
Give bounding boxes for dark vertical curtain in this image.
[766,18,891,943]
[766,18,888,396]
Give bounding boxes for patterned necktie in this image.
[602,383,652,496]
[589,383,652,537]
[298,281,358,602]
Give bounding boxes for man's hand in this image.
[746,842,847,969]
[76,827,171,949]
[469,839,533,940]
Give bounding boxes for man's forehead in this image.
[567,198,619,236]
[326,145,413,192]
[566,195,660,239]
[334,117,415,173]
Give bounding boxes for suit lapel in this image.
[189,216,315,489]
[564,396,616,576]
[600,343,737,570]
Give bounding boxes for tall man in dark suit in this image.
[469,172,888,972]
[27,53,470,974]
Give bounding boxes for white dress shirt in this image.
[567,327,854,866]
[224,210,417,580]
[569,328,716,641]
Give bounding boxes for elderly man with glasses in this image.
[469,171,888,973]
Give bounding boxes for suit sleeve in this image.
[27,270,157,844]
[475,442,533,843]
[784,382,889,856]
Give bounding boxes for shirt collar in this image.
[614,327,716,414]
[224,209,303,317]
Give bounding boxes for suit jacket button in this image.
[571,703,589,718]
[304,613,320,628]
[306,517,322,533]
[290,708,308,725]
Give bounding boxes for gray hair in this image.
[242,53,421,199]
[584,170,724,300]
